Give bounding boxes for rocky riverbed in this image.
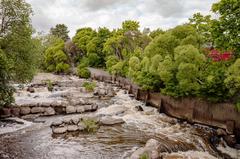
[0,73,239,159]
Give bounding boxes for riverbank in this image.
[89,68,240,146]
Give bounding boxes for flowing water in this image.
[0,74,239,159]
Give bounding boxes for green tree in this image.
[44,39,70,73]
[122,20,140,32]
[211,0,240,53]
[189,12,212,45]
[0,49,14,108]
[73,27,96,59]
[224,59,240,96]
[50,24,70,41]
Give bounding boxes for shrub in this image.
[83,82,96,92]
[77,67,91,78]
[82,119,99,133]
[46,80,53,91]
[0,50,14,108]
[140,152,149,159]
[236,102,240,112]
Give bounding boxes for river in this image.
[0,73,239,159]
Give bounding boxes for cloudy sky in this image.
[26,0,218,37]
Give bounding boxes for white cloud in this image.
[26,0,218,37]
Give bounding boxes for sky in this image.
[26,0,218,37]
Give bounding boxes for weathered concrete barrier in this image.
[90,69,240,140]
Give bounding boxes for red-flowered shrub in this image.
[208,49,232,62]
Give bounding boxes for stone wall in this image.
[90,69,240,138]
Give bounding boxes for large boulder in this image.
[99,116,125,125]
[66,106,76,114]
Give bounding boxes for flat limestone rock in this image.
[67,125,78,132]
[99,116,125,125]
[52,127,67,134]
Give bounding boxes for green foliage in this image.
[73,27,96,56]
[82,119,99,133]
[122,20,140,32]
[46,80,53,91]
[189,12,212,44]
[0,49,14,108]
[106,55,119,74]
[200,62,230,102]
[140,152,149,159]
[44,39,70,73]
[83,82,96,92]
[77,67,91,79]
[149,28,165,39]
[50,24,69,41]
[224,59,240,96]
[235,102,240,112]
[144,33,180,58]
[211,0,240,53]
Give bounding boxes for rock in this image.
[67,125,79,132]
[135,105,144,111]
[100,116,125,125]
[130,139,160,159]
[98,89,106,96]
[210,135,220,146]
[84,105,97,112]
[11,107,20,116]
[63,118,72,124]
[52,127,67,134]
[78,122,86,131]
[91,104,98,111]
[71,117,80,125]
[27,87,35,93]
[20,107,31,115]
[66,106,76,114]
[106,87,115,97]
[76,106,85,113]
[145,139,160,149]
[0,108,11,117]
[31,107,45,114]
[217,128,227,136]
[51,120,63,127]
[226,121,234,134]
[44,107,55,116]
[130,147,146,159]
[223,135,237,147]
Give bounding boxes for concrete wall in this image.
[90,70,240,137]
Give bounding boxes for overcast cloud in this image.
[26,0,218,37]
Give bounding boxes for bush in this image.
[0,50,14,108]
[83,82,96,92]
[82,119,99,133]
[44,39,70,73]
[77,67,91,78]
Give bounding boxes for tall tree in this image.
[50,24,70,41]
[211,0,240,53]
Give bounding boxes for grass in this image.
[82,118,99,133]
[140,152,149,159]
[83,81,96,92]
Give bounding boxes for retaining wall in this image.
[90,69,240,138]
